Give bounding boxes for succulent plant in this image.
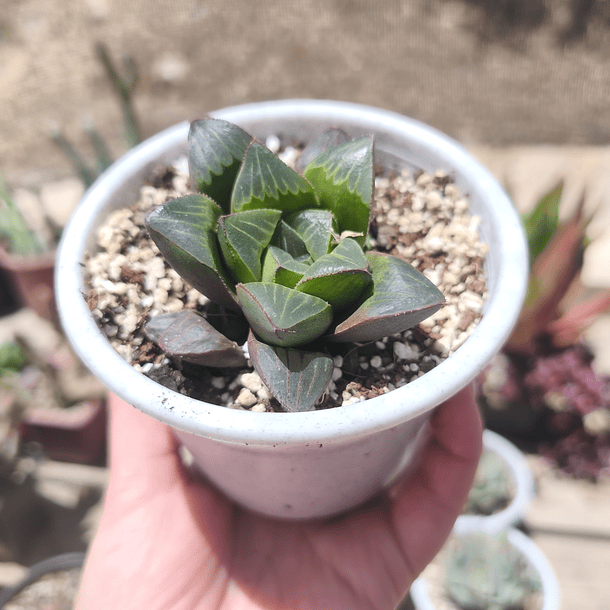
[144,118,445,412]
[477,184,610,479]
[463,449,513,516]
[444,532,542,610]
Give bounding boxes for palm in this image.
[76,389,481,610]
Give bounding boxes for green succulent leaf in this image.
[521,182,562,265]
[285,209,337,260]
[144,310,247,368]
[188,119,253,213]
[231,141,319,213]
[296,238,372,310]
[247,331,333,412]
[262,246,308,288]
[295,127,351,174]
[329,252,445,342]
[303,136,373,244]
[237,282,333,347]
[217,209,282,284]
[146,194,239,311]
[270,219,311,261]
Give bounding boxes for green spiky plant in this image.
[444,532,542,610]
[143,119,445,412]
[0,174,43,256]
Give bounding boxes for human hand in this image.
[76,386,482,610]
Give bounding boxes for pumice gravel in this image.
[85,142,488,412]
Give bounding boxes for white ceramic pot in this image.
[409,527,561,610]
[55,100,528,520]
[455,429,536,533]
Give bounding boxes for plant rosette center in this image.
[86,120,489,413]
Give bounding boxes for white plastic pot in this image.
[55,100,528,520]
[455,429,536,533]
[409,527,561,610]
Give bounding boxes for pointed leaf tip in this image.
[248,331,333,412]
[237,283,333,347]
[231,140,318,213]
[145,310,247,368]
[188,118,253,212]
[303,136,373,244]
[295,127,351,173]
[329,252,445,343]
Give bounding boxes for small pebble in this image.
[257,386,271,400]
[265,134,281,153]
[211,377,226,389]
[236,388,257,407]
[240,372,263,393]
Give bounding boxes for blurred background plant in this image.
[462,448,514,516]
[2,42,141,261]
[0,42,142,320]
[0,341,29,432]
[443,531,542,610]
[477,184,610,481]
[0,175,46,258]
[50,42,141,189]
[0,174,57,319]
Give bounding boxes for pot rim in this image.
[55,99,528,446]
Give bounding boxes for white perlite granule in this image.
[85,151,488,412]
